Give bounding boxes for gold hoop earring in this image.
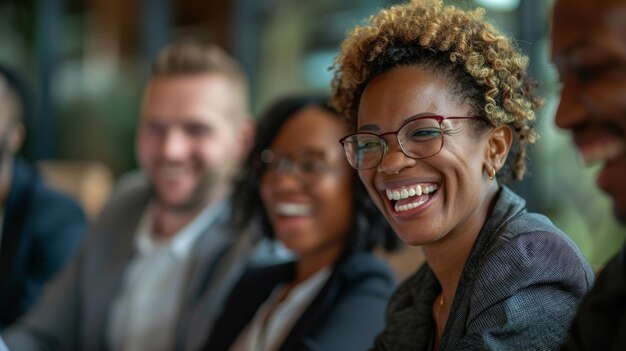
[488,168,496,181]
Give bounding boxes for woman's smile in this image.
[379,181,439,217]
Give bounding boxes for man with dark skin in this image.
[551,0,626,349]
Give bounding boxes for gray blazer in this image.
[373,186,595,351]
[1,172,255,351]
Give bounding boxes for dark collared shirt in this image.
[563,244,626,351]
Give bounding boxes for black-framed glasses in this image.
[339,115,484,170]
[260,148,332,181]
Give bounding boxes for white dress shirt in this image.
[107,202,220,351]
[231,267,331,351]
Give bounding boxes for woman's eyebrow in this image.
[357,112,436,132]
[357,124,380,132]
[402,112,435,124]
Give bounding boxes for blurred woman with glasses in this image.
[202,94,399,351]
[331,0,593,349]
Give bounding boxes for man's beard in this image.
[152,169,225,213]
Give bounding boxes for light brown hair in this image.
[152,40,250,121]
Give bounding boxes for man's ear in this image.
[485,125,512,173]
[8,121,24,154]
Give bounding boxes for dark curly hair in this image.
[231,94,399,253]
[330,0,543,181]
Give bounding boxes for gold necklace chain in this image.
[437,293,445,338]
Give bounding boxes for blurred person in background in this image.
[0,64,86,329]
[2,40,256,351]
[551,0,626,349]
[331,0,594,349]
[203,95,399,351]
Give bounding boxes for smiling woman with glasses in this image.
[340,115,484,170]
[202,94,399,351]
[330,0,594,350]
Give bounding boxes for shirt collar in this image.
[135,200,226,259]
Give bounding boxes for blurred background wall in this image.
[0,0,623,267]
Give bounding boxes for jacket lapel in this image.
[278,270,340,351]
[175,202,256,351]
[440,186,526,350]
[82,184,149,350]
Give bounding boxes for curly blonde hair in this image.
[330,0,543,180]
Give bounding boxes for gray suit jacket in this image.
[1,172,255,351]
[373,186,595,351]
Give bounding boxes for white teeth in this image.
[580,140,625,166]
[385,183,434,201]
[392,191,401,201]
[275,203,312,216]
[415,185,422,196]
[423,185,438,194]
[394,196,430,212]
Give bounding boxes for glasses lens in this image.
[342,134,383,169]
[398,118,443,159]
[261,149,330,181]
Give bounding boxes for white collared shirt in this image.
[231,267,331,351]
[107,202,221,351]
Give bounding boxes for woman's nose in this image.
[377,138,415,175]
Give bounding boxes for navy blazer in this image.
[204,251,396,351]
[373,186,594,351]
[0,158,86,328]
